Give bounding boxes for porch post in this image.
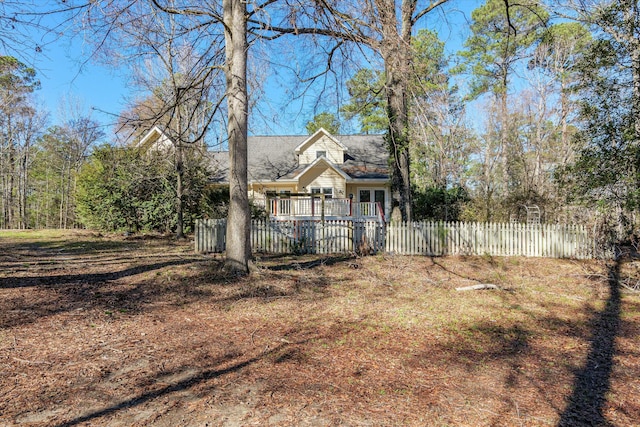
[266,196,271,219]
[349,193,353,216]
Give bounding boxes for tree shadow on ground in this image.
[0,239,338,329]
[0,238,147,257]
[557,260,621,427]
[0,258,206,329]
[404,258,623,426]
[0,259,196,290]
[51,341,295,427]
[259,254,356,271]
[429,256,492,284]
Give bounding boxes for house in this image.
[136,125,177,151]
[211,128,391,222]
[137,126,391,222]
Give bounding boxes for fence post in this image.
[195,219,202,253]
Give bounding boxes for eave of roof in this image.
[138,125,173,148]
[294,155,351,180]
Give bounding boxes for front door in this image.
[358,189,386,217]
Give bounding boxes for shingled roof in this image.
[210,134,388,183]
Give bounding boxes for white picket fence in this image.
[195,219,605,259]
[195,219,384,255]
[385,221,598,259]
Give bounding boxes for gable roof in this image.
[137,126,174,149]
[294,127,348,155]
[294,155,351,182]
[210,133,388,183]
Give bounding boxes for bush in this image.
[413,185,469,222]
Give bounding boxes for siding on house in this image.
[298,134,345,164]
[137,127,176,151]
[299,165,346,196]
[249,184,295,201]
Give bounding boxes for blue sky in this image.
[35,52,129,129]
[21,13,131,135]
[25,1,479,140]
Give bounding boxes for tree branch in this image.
[412,0,450,26]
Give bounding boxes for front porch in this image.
[266,196,386,222]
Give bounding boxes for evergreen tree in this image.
[305,112,341,135]
[458,0,549,219]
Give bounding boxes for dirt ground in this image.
[1,230,639,427]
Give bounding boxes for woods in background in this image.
[0,1,638,247]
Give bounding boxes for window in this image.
[316,150,326,159]
[311,187,333,198]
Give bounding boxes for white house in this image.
[138,127,391,221]
[211,128,391,221]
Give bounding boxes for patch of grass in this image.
[0,229,73,240]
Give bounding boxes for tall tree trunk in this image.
[560,79,570,167]
[59,163,67,229]
[632,48,640,144]
[1,170,7,228]
[8,150,14,228]
[176,141,185,238]
[629,1,640,146]
[534,88,546,193]
[631,44,640,217]
[45,166,50,228]
[380,0,415,222]
[7,113,15,228]
[385,63,413,222]
[223,0,251,274]
[19,150,27,229]
[499,82,509,197]
[175,106,185,238]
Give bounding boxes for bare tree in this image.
[0,56,41,229]
[254,0,452,221]
[61,0,264,272]
[0,1,46,59]
[123,15,224,239]
[459,0,549,203]
[15,109,47,229]
[410,86,474,191]
[469,101,504,221]
[527,22,591,166]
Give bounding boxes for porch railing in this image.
[268,197,381,219]
[352,201,385,222]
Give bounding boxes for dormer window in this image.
[316,150,326,159]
